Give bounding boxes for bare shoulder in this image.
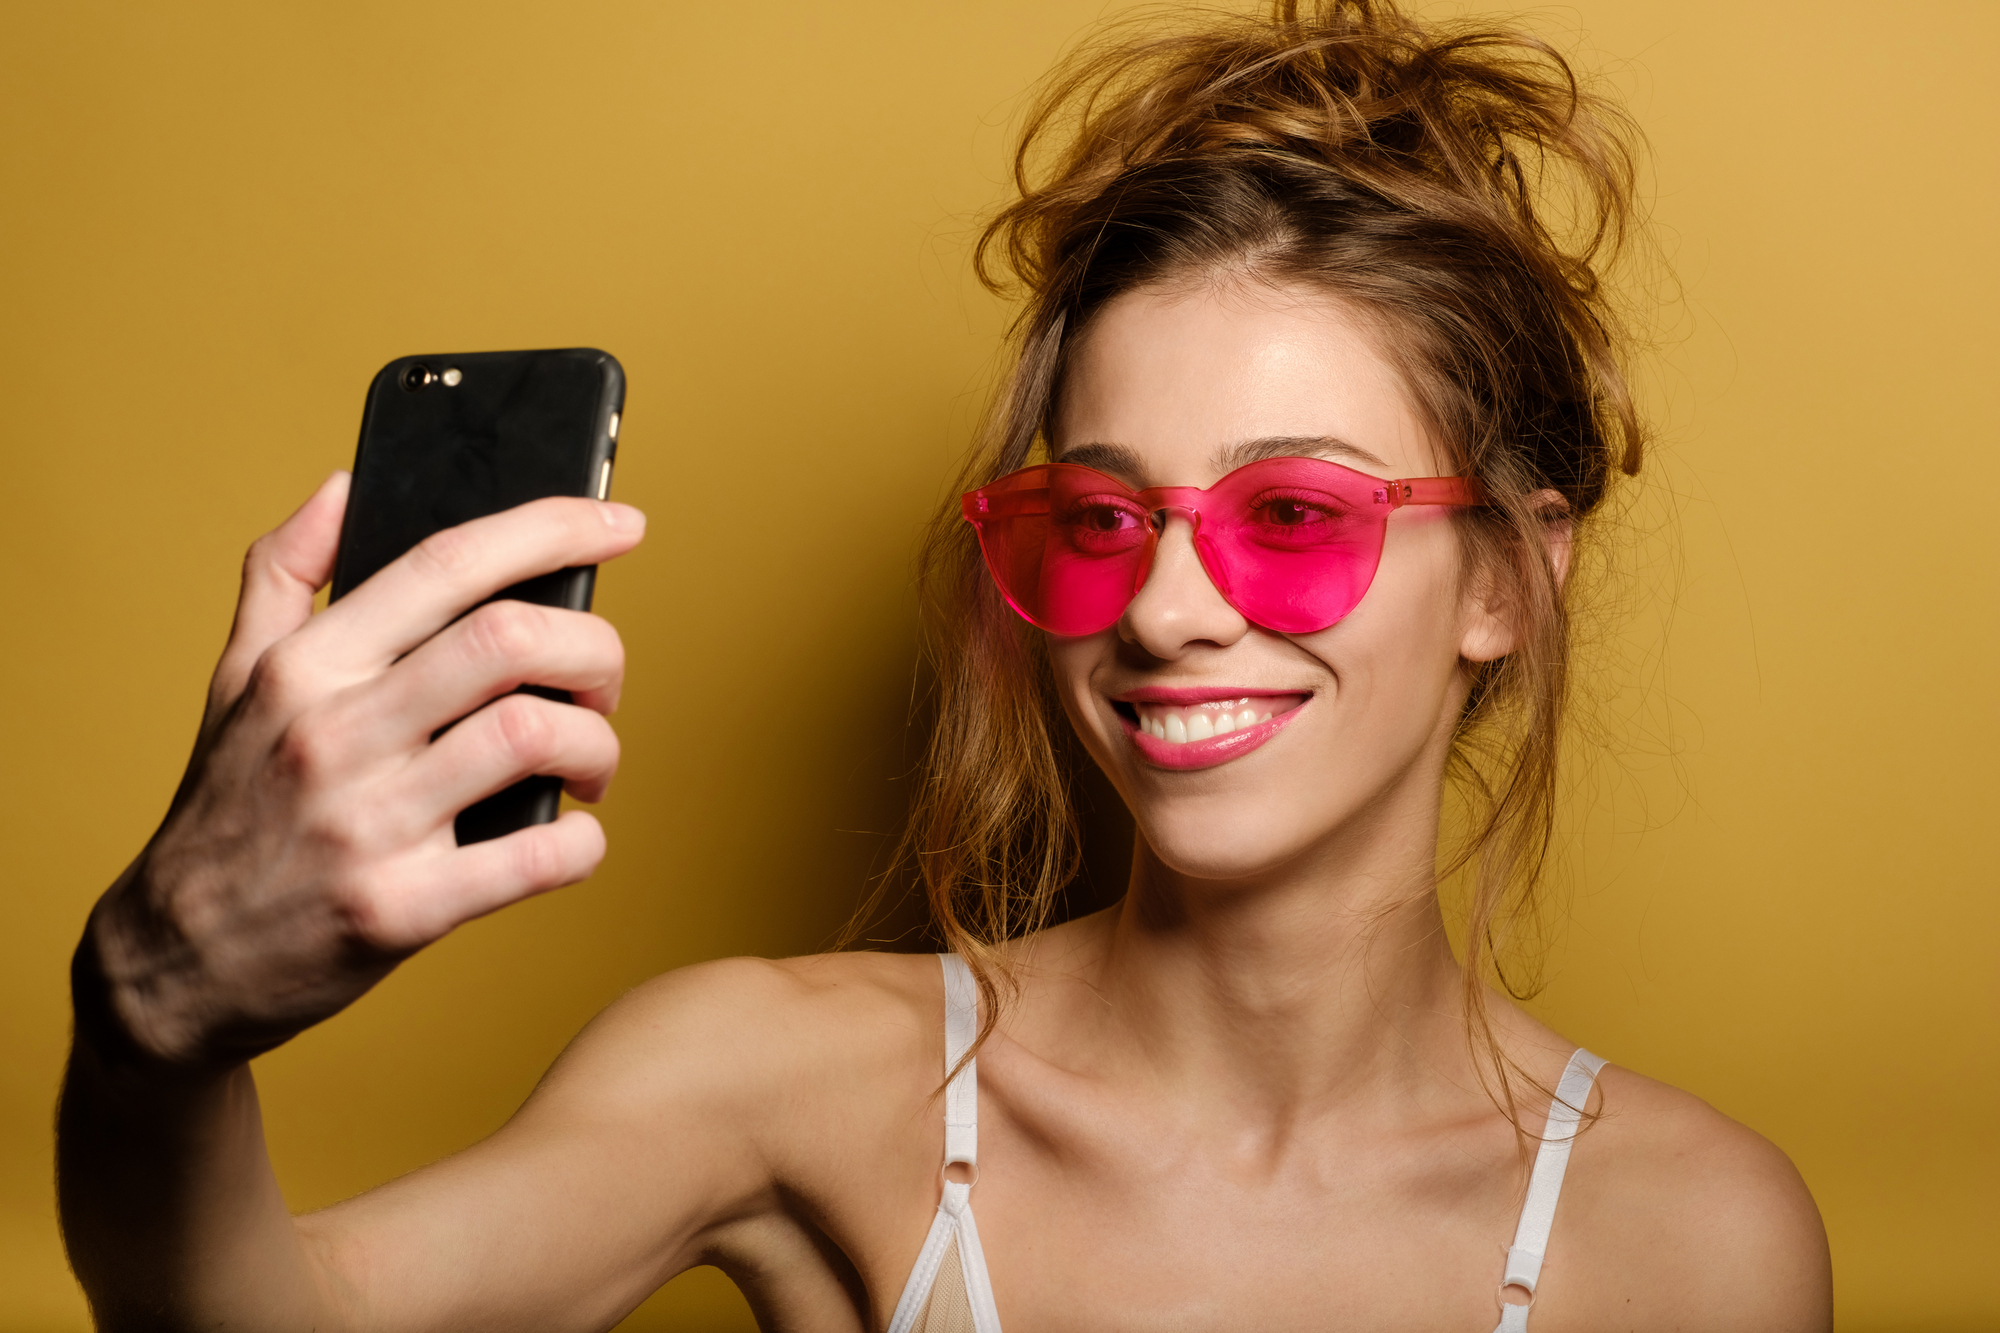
[1554,1063,1832,1332]
[524,950,944,1123]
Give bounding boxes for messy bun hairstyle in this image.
[882,0,1647,1109]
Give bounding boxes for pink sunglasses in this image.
[962,456,1484,636]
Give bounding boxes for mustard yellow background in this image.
[0,1,1992,1328]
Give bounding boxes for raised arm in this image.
[57,475,670,1329]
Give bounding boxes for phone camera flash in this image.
[441,368,463,387]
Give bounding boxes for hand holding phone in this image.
[74,353,639,1068]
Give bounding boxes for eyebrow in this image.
[1217,435,1389,472]
[1054,441,1146,478]
[1055,434,1389,481]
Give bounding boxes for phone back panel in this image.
[332,348,621,603]
[331,347,624,844]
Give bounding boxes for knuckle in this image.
[308,800,375,856]
[410,524,481,581]
[273,710,347,781]
[464,600,543,667]
[248,640,315,712]
[508,829,568,889]
[329,879,409,952]
[241,532,279,581]
[489,694,556,767]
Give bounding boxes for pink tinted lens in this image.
[964,457,1402,635]
[962,464,1153,636]
[1190,457,1390,633]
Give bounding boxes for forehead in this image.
[1051,281,1437,484]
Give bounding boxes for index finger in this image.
[302,497,646,673]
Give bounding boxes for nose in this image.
[1118,509,1248,657]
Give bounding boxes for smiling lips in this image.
[1114,690,1309,771]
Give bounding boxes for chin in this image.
[1127,787,1333,884]
[1139,840,1299,885]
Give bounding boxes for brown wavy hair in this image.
[865,0,1646,1118]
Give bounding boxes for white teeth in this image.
[1130,697,1300,744]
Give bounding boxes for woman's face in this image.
[1048,281,1509,885]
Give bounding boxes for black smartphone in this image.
[329,347,625,846]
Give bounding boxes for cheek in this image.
[1363,513,1470,652]
[1045,635,1092,694]
[1045,635,1114,742]
[1288,521,1472,745]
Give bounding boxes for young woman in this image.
[58,3,1832,1329]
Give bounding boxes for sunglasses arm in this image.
[1376,477,1486,509]
[963,488,1052,521]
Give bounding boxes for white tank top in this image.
[887,954,1606,1333]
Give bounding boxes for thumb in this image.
[207,471,351,716]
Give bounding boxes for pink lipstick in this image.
[1111,690,1309,771]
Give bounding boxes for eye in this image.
[1242,488,1353,546]
[1248,490,1344,528]
[1260,498,1320,527]
[1055,495,1149,553]
[1078,502,1142,532]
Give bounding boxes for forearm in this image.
[58,931,344,1333]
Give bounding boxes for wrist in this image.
[69,921,145,1065]
[71,874,236,1078]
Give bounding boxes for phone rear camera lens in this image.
[400,364,436,392]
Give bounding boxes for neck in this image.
[1049,776,1472,1120]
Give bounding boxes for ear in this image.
[1458,489,1572,664]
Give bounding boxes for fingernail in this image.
[598,501,645,532]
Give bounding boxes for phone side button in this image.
[596,458,613,500]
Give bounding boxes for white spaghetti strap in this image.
[1490,1048,1607,1333]
[941,952,979,1172]
[886,956,1004,1333]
